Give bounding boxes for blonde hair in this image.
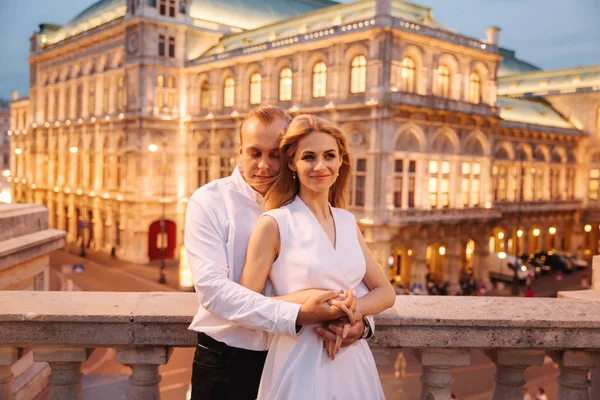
[240,105,292,146]
[264,115,351,211]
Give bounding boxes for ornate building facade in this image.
[9,0,600,292]
[0,105,11,203]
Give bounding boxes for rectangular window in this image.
[393,160,402,208]
[117,76,125,111]
[429,177,438,208]
[76,85,83,117]
[64,86,71,119]
[492,165,498,201]
[197,157,209,188]
[103,78,110,114]
[168,36,175,58]
[441,177,450,207]
[159,0,166,15]
[352,158,366,207]
[461,177,470,207]
[471,162,481,206]
[148,0,156,6]
[156,92,164,108]
[535,168,544,200]
[589,169,599,200]
[498,166,507,201]
[158,35,165,56]
[88,81,96,116]
[220,156,234,178]
[567,168,576,199]
[54,90,60,120]
[169,0,176,17]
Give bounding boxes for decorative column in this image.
[485,349,545,400]
[446,241,462,295]
[473,237,491,289]
[550,350,600,400]
[33,348,91,400]
[416,348,470,400]
[116,346,172,400]
[411,240,428,292]
[0,348,17,400]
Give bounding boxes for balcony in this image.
[386,206,502,226]
[390,92,499,117]
[2,275,600,400]
[493,199,583,214]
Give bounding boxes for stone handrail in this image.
[493,199,583,213]
[1,291,600,399]
[387,206,502,225]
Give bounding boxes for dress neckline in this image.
[295,196,338,251]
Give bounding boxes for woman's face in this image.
[290,131,342,194]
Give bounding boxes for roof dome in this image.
[189,0,338,30]
[498,47,541,77]
[48,0,126,44]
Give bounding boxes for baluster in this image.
[33,348,91,400]
[415,348,470,400]
[0,348,18,400]
[117,346,172,400]
[485,349,545,400]
[550,351,600,400]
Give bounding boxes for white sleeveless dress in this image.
[257,196,385,400]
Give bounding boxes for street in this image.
[49,250,589,399]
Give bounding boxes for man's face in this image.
[239,118,287,195]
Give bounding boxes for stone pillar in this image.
[446,241,461,295]
[0,348,18,400]
[116,346,171,400]
[550,350,600,400]
[415,348,470,400]
[33,348,91,400]
[485,349,545,400]
[473,237,491,288]
[411,241,428,292]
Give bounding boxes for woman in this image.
[240,115,395,399]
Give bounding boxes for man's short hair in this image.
[240,105,292,146]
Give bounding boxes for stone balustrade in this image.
[2,290,600,400]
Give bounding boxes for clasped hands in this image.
[314,290,362,361]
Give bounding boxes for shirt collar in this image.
[232,166,264,205]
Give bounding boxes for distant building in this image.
[0,104,10,203]
[9,0,600,291]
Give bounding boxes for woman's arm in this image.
[354,225,397,316]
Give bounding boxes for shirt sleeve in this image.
[185,196,301,335]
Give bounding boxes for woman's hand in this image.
[314,291,360,360]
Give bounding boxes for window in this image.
[149,0,156,6]
[534,167,544,200]
[117,76,125,111]
[103,78,110,114]
[567,168,576,199]
[550,167,561,199]
[156,74,175,109]
[220,156,235,178]
[469,72,481,104]
[441,161,450,207]
[437,65,450,98]
[597,107,600,133]
[312,62,327,98]
[351,158,366,206]
[64,86,71,119]
[350,55,367,94]
[197,157,209,188]
[393,159,416,208]
[89,152,95,188]
[429,161,438,208]
[53,90,60,120]
[249,73,262,105]
[158,35,165,56]
[471,162,481,206]
[200,81,210,110]
[279,68,292,101]
[589,169,599,200]
[168,36,175,58]
[169,0,176,17]
[44,91,50,121]
[223,77,235,107]
[76,85,83,117]
[88,81,96,116]
[429,160,451,208]
[401,57,415,93]
[159,0,166,15]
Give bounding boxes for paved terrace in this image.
[1,276,600,400]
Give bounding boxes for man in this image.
[522,387,533,400]
[185,105,374,400]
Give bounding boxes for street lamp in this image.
[149,142,167,284]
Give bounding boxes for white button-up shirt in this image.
[185,166,374,351]
[185,167,301,351]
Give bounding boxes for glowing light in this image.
[497,232,505,240]
[117,194,124,201]
[438,246,446,256]
[408,249,413,256]
[520,265,527,272]
[69,146,78,154]
[533,228,541,237]
[105,115,110,121]
[90,117,96,123]
[517,229,523,238]
[498,251,506,259]
[76,189,83,195]
[31,184,37,189]
[148,144,159,152]
[41,35,47,44]
[1,170,10,177]
[64,187,70,193]
[89,191,95,197]
[53,186,59,192]
[102,193,109,199]
[584,224,592,233]
[359,218,374,225]
[14,148,23,155]
[32,123,37,128]
[549,227,557,235]
[118,113,124,119]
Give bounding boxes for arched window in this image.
[279,68,292,101]
[437,65,450,98]
[312,62,327,98]
[200,81,210,110]
[223,77,235,107]
[350,55,367,94]
[156,74,165,87]
[401,57,415,93]
[249,73,262,105]
[469,72,481,104]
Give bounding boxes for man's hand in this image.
[313,313,364,349]
[296,290,349,325]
